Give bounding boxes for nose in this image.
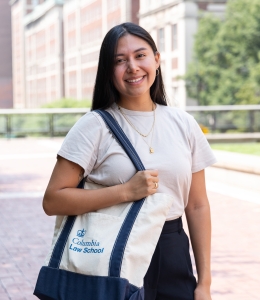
[126,58,139,73]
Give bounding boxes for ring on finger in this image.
[154,182,158,189]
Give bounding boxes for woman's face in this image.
[113,34,160,104]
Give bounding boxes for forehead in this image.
[116,34,152,54]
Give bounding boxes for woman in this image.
[43,23,216,300]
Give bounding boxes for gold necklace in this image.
[141,125,155,154]
[118,104,156,154]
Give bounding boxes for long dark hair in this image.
[91,22,167,110]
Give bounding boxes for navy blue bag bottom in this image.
[34,267,144,300]
[144,217,197,300]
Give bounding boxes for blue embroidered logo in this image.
[77,228,86,237]
[69,229,104,254]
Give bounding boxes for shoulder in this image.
[74,111,102,127]
[157,105,196,127]
[69,111,108,135]
[62,111,111,149]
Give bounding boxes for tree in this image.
[186,0,260,105]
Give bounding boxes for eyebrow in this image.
[115,47,148,57]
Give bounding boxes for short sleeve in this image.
[57,112,102,176]
[187,114,217,173]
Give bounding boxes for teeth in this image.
[126,77,143,83]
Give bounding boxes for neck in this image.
[117,95,154,111]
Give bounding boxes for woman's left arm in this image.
[185,169,212,300]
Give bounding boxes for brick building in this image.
[0,0,13,108]
[139,0,227,108]
[10,0,34,108]
[24,0,64,107]
[63,0,139,100]
[10,0,229,108]
[10,0,139,108]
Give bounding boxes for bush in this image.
[41,98,92,108]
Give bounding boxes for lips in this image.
[125,76,145,83]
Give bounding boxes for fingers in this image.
[147,169,158,177]
[125,170,159,201]
[140,170,159,190]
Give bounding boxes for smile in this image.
[125,76,144,83]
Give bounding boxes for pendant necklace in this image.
[118,103,156,154]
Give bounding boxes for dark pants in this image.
[144,218,197,300]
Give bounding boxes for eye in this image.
[115,58,126,64]
[137,53,146,58]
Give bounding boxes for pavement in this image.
[212,149,260,175]
[0,137,259,300]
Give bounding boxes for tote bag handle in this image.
[48,110,147,278]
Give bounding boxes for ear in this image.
[154,51,160,69]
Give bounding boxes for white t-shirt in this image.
[58,103,216,220]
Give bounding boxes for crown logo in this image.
[77,228,86,237]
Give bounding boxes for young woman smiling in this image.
[43,23,216,300]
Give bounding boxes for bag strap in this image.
[95,110,145,171]
[48,110,147,279]
[95,110,146,277]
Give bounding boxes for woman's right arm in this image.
[43,156,159,216]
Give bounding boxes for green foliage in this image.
[41,98,92,108]
[40,99,91,135]
[186,0,260,105]
[0,98,91,137]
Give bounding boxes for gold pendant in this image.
[150,147,154,154]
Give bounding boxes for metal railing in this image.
[0,108,90,138]
[0,105,260,139]
[186,105,260,133]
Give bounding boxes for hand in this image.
[122,170,159,202]
[194,284,212,300]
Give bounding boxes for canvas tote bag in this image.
[34,110,174,300]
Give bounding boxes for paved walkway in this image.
[213,149,260,175]
[0,138,259,299]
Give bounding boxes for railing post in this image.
[49,114,54,137]
[249,110,254,132]
[6,115,11,139]
[212,111,217,132]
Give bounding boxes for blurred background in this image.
[0,0,260,299]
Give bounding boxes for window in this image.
[172,24,177,51]
[68,32,76,49]
[68,13,76,31]
[50,40,56,54]
[69,57,77,66]
[172,57,178,69]
[81,27,102,44]
[81,5,101,25]
[81,51,99,64]
[69,71,77,98]
[49,25,55,41]
[158,28,165,52]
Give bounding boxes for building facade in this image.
[63,0,139,100]
[11,0,226,108]
[11,0,34,108]
[10,0,139,108]
[139,0,227,108]
[24,0,64,107]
